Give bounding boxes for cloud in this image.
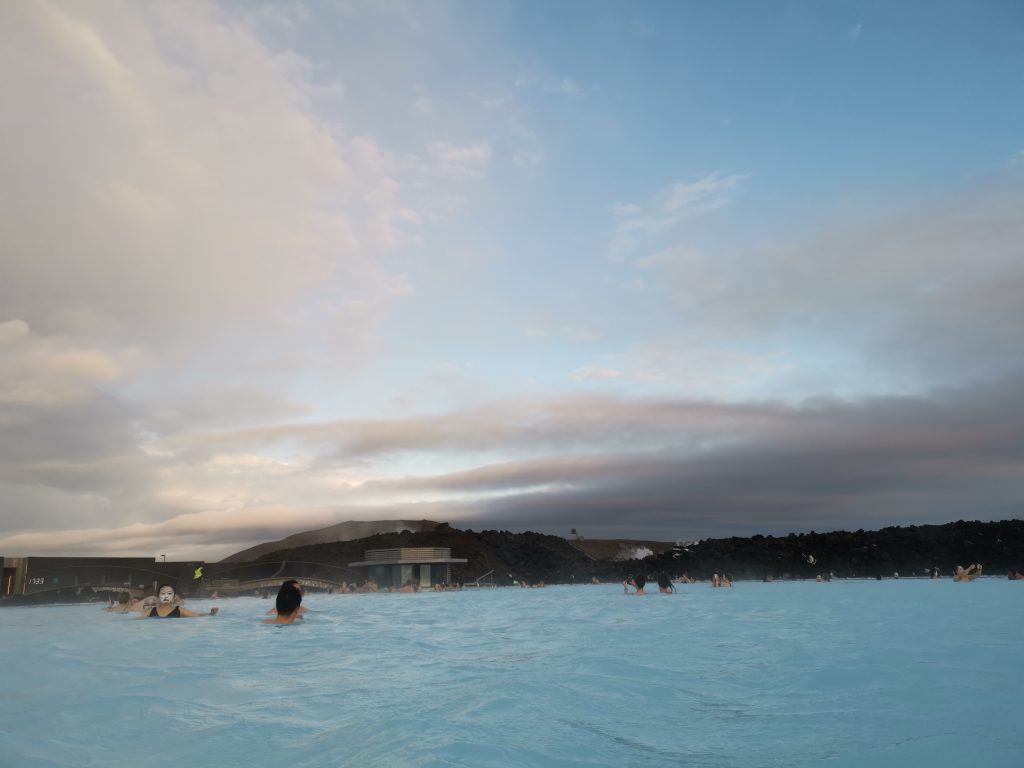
[640,185,1024,385]
[472,77,546,168]
[569,339,792,399]
[433,377,1024,539]
[0,1,411,357]
[428,141,493,178]
[411,86,436,115]
[0,320,135,406]
[659,174,744,216]
[0,385,169,533]
[0,0,431,544]
[612,171,745,253]
[157,393,772,467]
[510,129,544,167]
[570,366,627,383]
[612,203,643,219]
[139,384,312,435]
[0,504,359,560]
[8,373,1021,555]
[2,369,1022,557]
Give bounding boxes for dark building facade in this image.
[1,556,205,600]
[349,547,467,589]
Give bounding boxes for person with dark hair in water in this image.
[264,582,303,624]
[267,580,310,617]
[105,591,133,613]
[623,574,647,595]
[145,584,218,618]
[656,572,675,593]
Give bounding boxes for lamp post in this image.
[160,554,166,563]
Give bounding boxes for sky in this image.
[1,0,1023,561]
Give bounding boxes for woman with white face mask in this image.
[146,584,219,618]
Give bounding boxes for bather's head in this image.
[157,584,176,605]
[276,583,302,617]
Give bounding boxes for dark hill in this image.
[249,519,1024,585]
[254,523,607,586]
[220,519,441,562]
[641,519,1024,581]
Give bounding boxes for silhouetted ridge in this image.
[220,519,442,562]
[253,519,1024,585]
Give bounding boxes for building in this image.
[1,556,204,600]
[348,547,467,589]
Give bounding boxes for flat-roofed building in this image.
[1,556,203,600]
[349,547,467,589]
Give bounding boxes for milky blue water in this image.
[0,579,1021,767]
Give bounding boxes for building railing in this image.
[362,548,452,562]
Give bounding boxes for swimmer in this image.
[144,584,218,618]
[623,575,646,595]
[104,591,132,613]
[656,572,675,594]
[263,582,302,625]
[1008,569,1024,581]
[953,564,982,582]
[711,573,721,588]
[267,580,310,617]
[136,595,158,613]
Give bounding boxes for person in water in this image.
[953,564,982,582]
[105,591,132,613]
[656,572,675,593]
[137,595,157,613]
[146,584,218,617]
[623,574,646,595]
[263,582,302,625]
[267,580,310,617]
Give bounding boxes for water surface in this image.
[1,580,1020,767]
